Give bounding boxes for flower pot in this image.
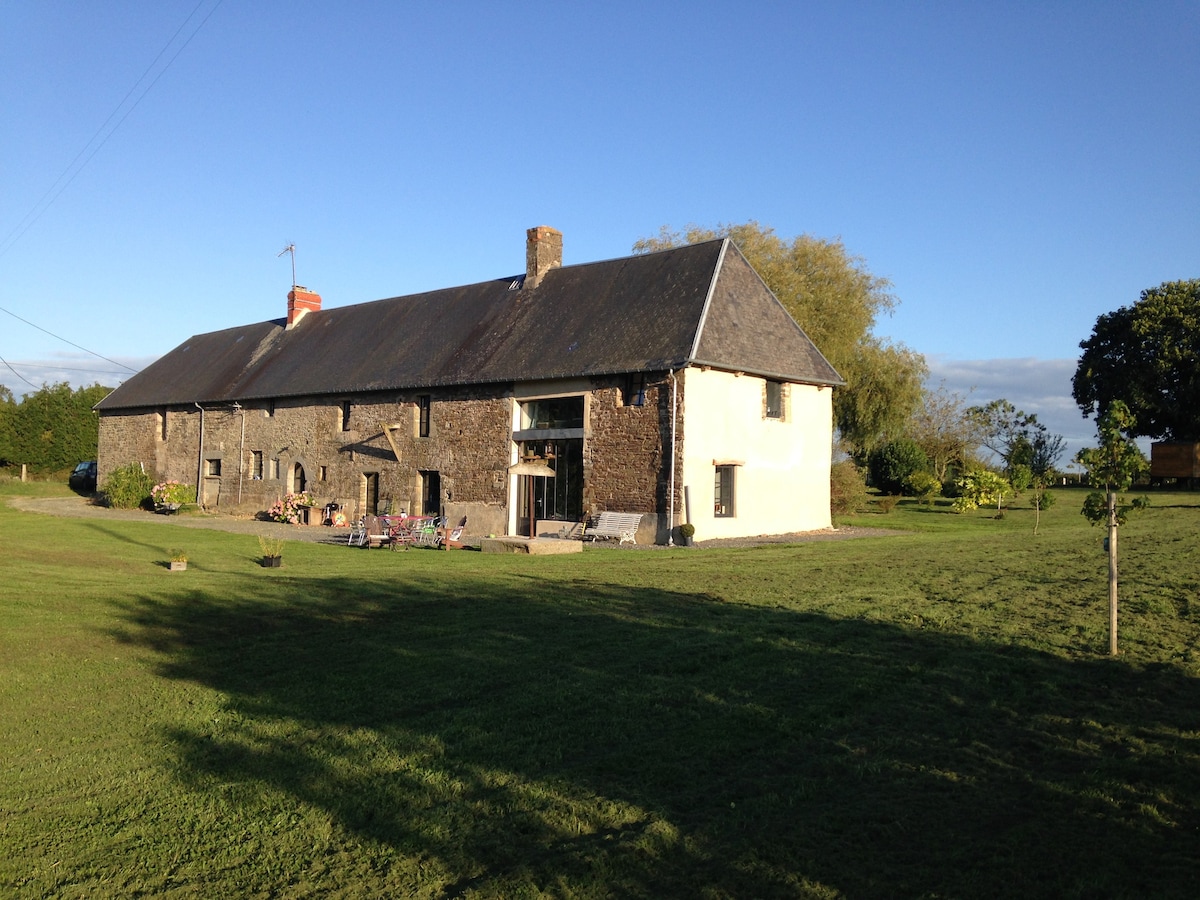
[261,556,282,568]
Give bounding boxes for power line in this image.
[0,0,226,260]
[0,361,137,377]
[0,354,41,390]
[0,303,138,373]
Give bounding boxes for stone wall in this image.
[584,371,685,543]
[97,374,692,543]
[97,385,515,537]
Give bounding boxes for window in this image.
[418,395,431,438]
[251,450,264,480]
[319,465,328,482]
[270,457,280,480]
[765,380,784,419]
[157,408,168,441]
[265,400,276,418]
[341,400,352,431]
[622,373,646,407]
[714,465,736,517]
[521,396,584,430]
[205,458,222,477]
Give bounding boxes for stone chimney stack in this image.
[525,226,562,289]
[287,286,322,328]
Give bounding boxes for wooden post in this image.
[20,464,27,482]
[1108,491,1118,656]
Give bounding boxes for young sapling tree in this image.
[1075,401,1150,655]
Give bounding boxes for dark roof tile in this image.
[97,239,841,410]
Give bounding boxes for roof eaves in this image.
[686,358,845,388]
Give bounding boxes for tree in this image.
[1076,401,1150,656]
[908,382,982,482]
[867,438,929,495]
[0,385,15,466]
[4,382,112,473]
[1073,279,1200,440]
[634,222,927,454]
[951,469,1010,515]
[969,399,1066,477]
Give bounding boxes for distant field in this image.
[2,483,1198,898]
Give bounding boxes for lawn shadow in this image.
[109,574,1200,897]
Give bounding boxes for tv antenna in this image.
[278,242,296,288]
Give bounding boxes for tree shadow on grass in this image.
[109,574,1200,898]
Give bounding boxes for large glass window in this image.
[521,396,584,430]
[516,439,583,534]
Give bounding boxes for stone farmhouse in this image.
[96,227,842,543]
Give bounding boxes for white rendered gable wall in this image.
[679,367,833,539]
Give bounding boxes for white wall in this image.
[679,368,833,539]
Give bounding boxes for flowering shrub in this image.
[151,480,193,507]
[268,491,315,524]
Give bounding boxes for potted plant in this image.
[678,522,695,547]
[168,549,188,571]
[258,535,284,567]
[151,480,194,513]
[268,492,316,524]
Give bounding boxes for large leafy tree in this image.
[969,399,1066,477]
[1073,279,1200,440]
[0,385,15,465]
[4,382,112,473]
[908,382,983,482]
[634,222,926,454]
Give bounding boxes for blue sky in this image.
[2,1,1197,458]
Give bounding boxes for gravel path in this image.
[7,495,342,543]
[8,494,904,549]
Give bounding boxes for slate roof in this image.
[97,239,842,411]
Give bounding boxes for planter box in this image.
[261,556,282,568]
[168,561,187,571]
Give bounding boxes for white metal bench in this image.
[584,512,643,546]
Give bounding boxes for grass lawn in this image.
[2,482,1198,898]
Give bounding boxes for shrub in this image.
[905,471,942,505]
[151,480,193,507]
[876,494,902,514]
[268,491,316,524]
[868,439,930,496]
[952,469,1010,514]
[830,460,869,515]
[101,462,154,509]
[1008,464,1033,494]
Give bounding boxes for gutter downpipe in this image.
[668,369,677,546]
[194,403,205,505]
[234,403,245,505]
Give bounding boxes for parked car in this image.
[69,460,97,492]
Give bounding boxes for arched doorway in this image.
[290,462,307,494]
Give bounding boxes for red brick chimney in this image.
[287,286,322,328]
[525,226,562,289]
